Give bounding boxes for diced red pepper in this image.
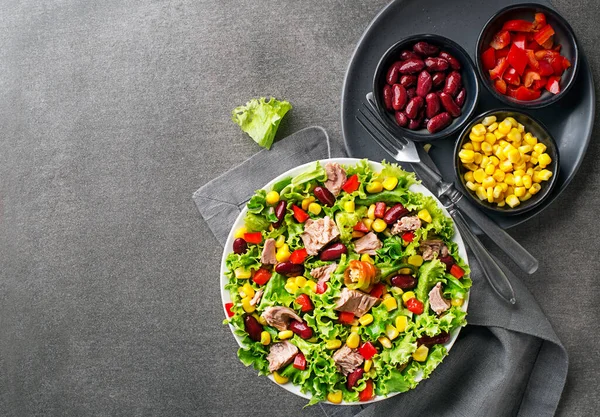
[293,352,307,370]
[503,67,521,86]
[346,368,364,389]
[523,70,541,88]
[533,12,547,29]
[358,342,378,360]
[338,311,355,325]
[549,55,564,76]
[481,47,496,70]
[369,283,386,299]
[489,57,508,80]
[225,302,234,317]
[490,30,511,50]
[553,44,562,53]
[546,76,561,94]
[292,205,310,223]
[538,59,554,76]
[562,57,572,69]
[494,79,507,94]
[374,202,386,218]
[244,232,263,244]
[507,43,528,75]
[534,24,555,46]
[532,76,548,91]
[401,231,415,243]
[541,36,554,50]
[450,264,465,279]
[353,221,369,233]
[525,50,539,69]
[359,380,374,402]
[342,174,360,193]
[526,40,542,51]
[502,19,534,32]
[316,281,328,294]
[496,47,510,58]
[295,293,314,312]
[512,33,527,50]
[253,268,272,285]
[406,298,424,315]
[506,86,519,98]
[514,86,542,101]
[290,248,308,264]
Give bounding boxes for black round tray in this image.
[341,0,595,231]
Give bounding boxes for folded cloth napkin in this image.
[193,126,567,417]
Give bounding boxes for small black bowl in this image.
[476,3,579,109]
[372,34,479,142]
[454,109,559,215]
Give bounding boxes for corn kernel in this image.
[518,145,532,154]
[363,218,374,231]
[490,156,500,166]
[481,141,493,155]
[464,171,475,182]
[367,204,376,219]
[308,202,322,215]
[273,371,289,384]
[517,122,525,132]
[294,276,307,288]
[494,146,506,160]
[305,280,317,292]
[378,336,392,349]
[327,391,343,404]
[360,253,375,264]
[235,267,252,279]
[521,154,531,163]
[513,169,526,177]
[273,236,285,249]
[472,123,487,136]
[242,283,255,299]
[506,185,514,196]
[260,331,271,346]
[346,331,360,349]
[382,176,399,191]
[480,156,490,167]
[507,128,522,143]
[359,314,374,326]
[522,175,532,189]
[395,316,408,333]
[487,122,499,132]
[276,244,291,263]
[494,129,506,140]
[417,209,432,223]
[505,195,520,208]
[525,135,538,147]
[451,298,464,307]
[473,152,483,165]
[475,186,487,201]
[505,117,518,127]
[482,115,497,126]
[398,268,412,275]
[302,196,315,210]
[482,176,496,189]
[241,297,255,313]
[500,182,508,192]
[382,296,398,311]
[407,255,424,267]
[459,149,475,162]
[520,192,532,202]
[265,190,280,206]
[234,226,247,239]
[473,169,485,183]
[402,291,416,304]
[412,345,429,362]
[465,181,477,191]
[533,143,547,155]
[514,186,526,198]
[526,168,534,177]
[531,151,539,158]
[539,169,552,181]
[364,359,373,373]
[486,187,494,203]
[514,175,523,187]
[472,141,481,151]
[507,149,521,164]
[462,142,474,150]
[344,201,355,213]
[366,181,383,193]
[484,164,495,175]
[493,185,503,199]
[385,324,400,340]
[372,219,387,233]
[284,281,298,294]
[538,153,552,167]
[492,169,505,182]
[326,339,342,349]
[497,200,506,207]
[529,183,541,195]
[498,119,512,135]
[465,163,480,171]
[469,132,485,143]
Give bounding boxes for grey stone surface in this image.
[0,0,598,416]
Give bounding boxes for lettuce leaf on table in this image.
[232,97,292,149]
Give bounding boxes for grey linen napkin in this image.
[193,126,568,417]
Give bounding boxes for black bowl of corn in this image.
[453,109,559,215]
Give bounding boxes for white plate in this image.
[220,158,469,405]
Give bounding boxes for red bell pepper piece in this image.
[338,311,355,325]
[490,30,511,50]
[481,47,496,70]
[535,50,559,60]
[546,76,561,94]
[401,231,415,243]
[538,59,554,76]
[450,264,465,279]
[369,283,386,299]
[549,55,564,76]
[244,232,263,244]
[295,293,314,312]
[553,44,562,53]
[514,86,542,101]
[506,86,518,98]
[359,380,374,402]
[541,37,553,50]
[253,268,272,285]
[503,67,521,86]
[489,57,508,80]
[342,174,360,193]
[525,50,539,69]
[534,24,555,46]
[494,79,507,94]
[353,221,369,233]
[502,19,534,32]
[523,70,541,88]
[507,43,528,75]
[562,57,571,69]
[495,47,510,59]
[374,202,386,218]
[533,12,547,29]
[316,281,327,294]
[293,352,307,370]
[292,205,310,223]
[512,33,527,50]
[406,298,424,315]
[526,40,542,52]
[225,302,234,317]
[358,342,378,360]
[532,76,548,91]
[290,248,308,264]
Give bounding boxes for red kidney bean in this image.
[406,87,417,99]
[405,96,424,119]
[443,71,462,97]
[413,41,440,56]
[233,238,248,255]
[426,112,452,133]
[383,203,409,225]
[425,92,441,119]
[244,315,263,342]
[273,200,287,228]
[289,320,313,339]
[383,85,393,111]
[398,59,425,74]
[347,368,364,389]
[400,50,420,60]
[432,72,446,88]
[455,88,467,107]
[395,111,408,127]
[439,255,455,272]
[417,331,451,347]
[390,274,417,290]
[399,75,417,88]
[275,261,304,276]
[408,112,424,130]
[386,61,401,85]
[439,92,461,117]
[416,70,432,98]
[374,202,386,218]
[320,243,348,261]
[424,57,449,72]
[392,84,408,111]
[314,186,335,207]
[439,51,461,70]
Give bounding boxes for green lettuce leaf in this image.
[258,273,295,309]
[231,97,292,149]
[415,259,446,302]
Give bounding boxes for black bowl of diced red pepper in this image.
[476,3,579,109]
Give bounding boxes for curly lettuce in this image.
[232,97,292,149]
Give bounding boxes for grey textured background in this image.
[0,1,598,416]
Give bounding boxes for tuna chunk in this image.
[266,341,299,372]
[301,216,340,256]
[261,238,277,265]
[249,289,264,307]
[391,215,422,235]
[420,239,449,261]
[310,263,337,284]
[335,288,378,318]
[261,306,302,331]
[332,345,364,376]
[324,163,347,196]
[428,282,451,315]
[354,232,383,255]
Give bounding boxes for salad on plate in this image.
[222,159,471,405]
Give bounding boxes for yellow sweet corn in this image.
[529,183,541,195]
[378,336,392,349]
[492,169,505,182]
[305,280,317,292]
[361,253,375,264]
[484,164,495,175]
[505,194,520,208]
[459,149,475,163]
[308,202,322,215]
[475,186,487,201]
[302,196,315,210]
[275,235,286,248]
[273,371,289,384]
[482,115,497,126]
[382,176,398,191]
[412,345,429,362]
[395,316,408,333]
[382,296,398,312]
[235,267,252,279]
[276,244,291,263]
[522,174,533,189]
[385,324,400,340]
[327,391,343,404]
[464,171,475,183]
[241,297,255,313]
[407,255,424,267]
[486,187,494,203]
[260,331,271,346]
[507,128,522,143]
[359,314,374,326]
[363,218,374,231]
[514,187,526,198]
[366,181,383,193]
[346,331,360,349]
[279,330,293,340]
[462,142,474,150]
[266,190,280,205]
[364,359,373,373]
[465,181,477,191]
[481,141,493,155]
[234,226,247,239]
[498,119,512,135]
[402,291,416,304]
[451,297,464,307]
[538,169,552,181]
[417,209,432,223]
[242,283,255,299]
[326,339,342,349]
[344,200,355,213]
[284,281,298,294]
[294,276,307,288]
[473,152,483,165]
[473,169,485,183]
[533,143,547,154]
[538,153,552,167]
[372,219,387,233]
[520,192,532,202]
[367,204,376,220]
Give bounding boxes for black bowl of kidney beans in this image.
[373,34,480,141]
